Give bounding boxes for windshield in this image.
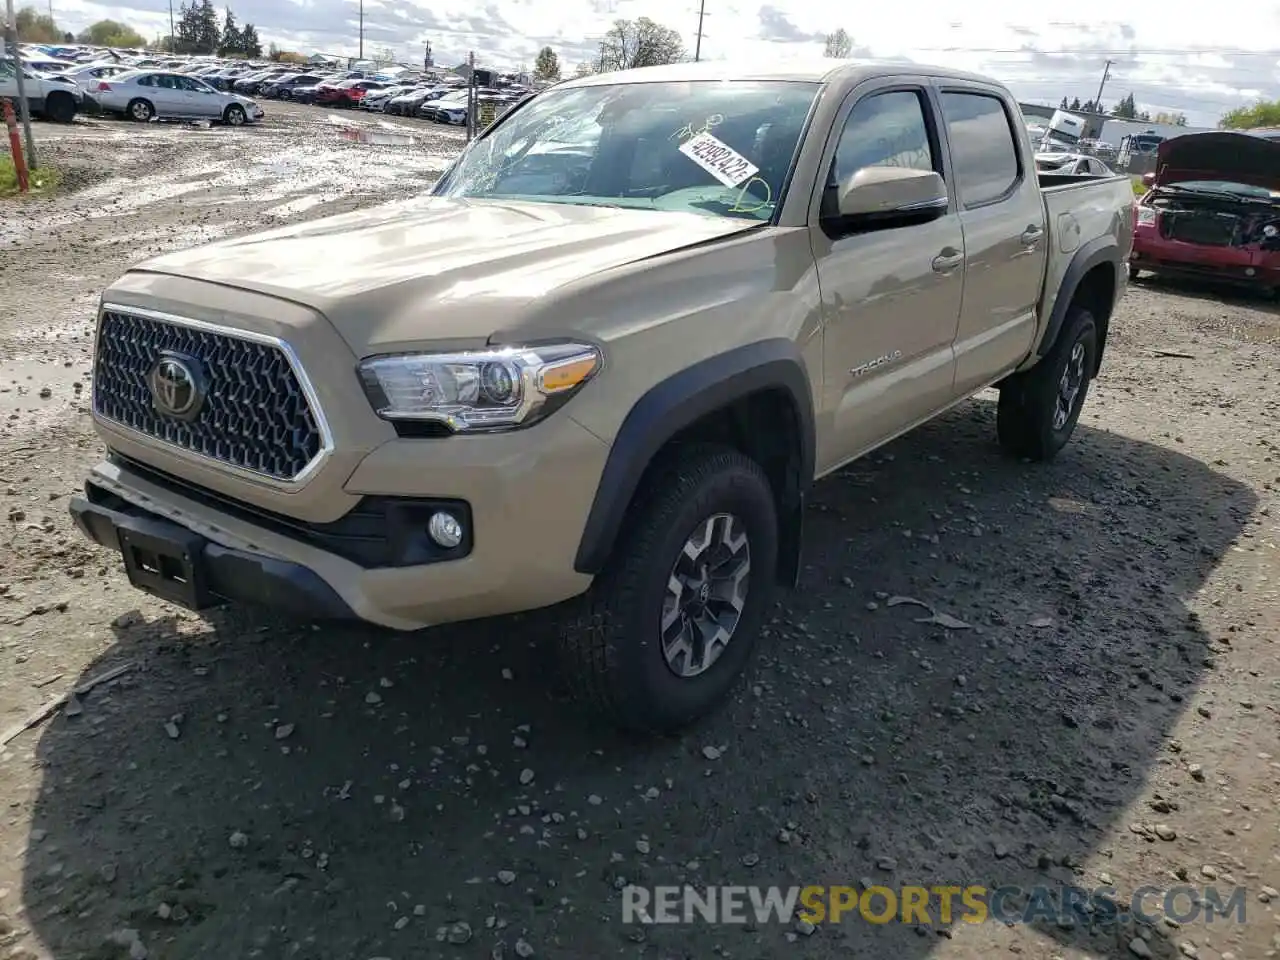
[433,79,819,222]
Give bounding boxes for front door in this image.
[810,83,965,472]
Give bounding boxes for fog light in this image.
[428,511,464,548]
[1244,267,1256,277]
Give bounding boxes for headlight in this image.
[358,343,601,432]
[1136,207,1157,226]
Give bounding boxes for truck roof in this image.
[559,57,1001,88]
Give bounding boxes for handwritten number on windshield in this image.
[670,114,725,141]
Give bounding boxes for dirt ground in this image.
[0,102,1277,960]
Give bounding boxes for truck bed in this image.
[1036,172,1136,346]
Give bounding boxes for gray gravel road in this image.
[0,103,1277,960]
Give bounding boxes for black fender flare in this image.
[1036,236,1122,358]
[573,338,816,576]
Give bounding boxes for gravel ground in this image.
[0,103,1278,960]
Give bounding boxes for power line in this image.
[913,45,1280,57]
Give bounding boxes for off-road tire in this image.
[223,104,247,126]
[44,91,77,123]
[557,443,779,734]
[997,305,1098,462]
[127,98,154,122]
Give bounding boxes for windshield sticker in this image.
[679,131,760,188]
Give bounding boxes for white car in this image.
[1034,152,1113,176]
[0,57,81,122]
[93,69,264,125]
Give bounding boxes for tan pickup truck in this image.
[72,59,1134,732]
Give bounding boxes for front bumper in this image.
[71,489,358,621]
[1131,232,1280,289]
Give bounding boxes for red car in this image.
[1129,132,1280,297]
[314,79,387,108]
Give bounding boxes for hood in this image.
[129,196,762,353]
[1155,132,1280,190]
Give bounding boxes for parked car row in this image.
[5,41,538,128]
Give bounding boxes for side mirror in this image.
[834,166,949,223]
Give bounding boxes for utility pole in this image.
[358,0,363,59]
[1093,59,1113,114]
[168,0,174,51]
[465,50,475,141]
[3,0,37,170]
[694,0,706,61]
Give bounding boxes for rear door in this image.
[933,84,1048,395]
[810,79,965,470]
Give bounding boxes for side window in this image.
[135,74,154,87]
[155,75,178,90]
[939,91,1021,207]
[831,90,936,187]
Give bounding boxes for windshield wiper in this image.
[1164,185,1271,203]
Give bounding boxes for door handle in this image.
[931,250,964,273]
[1020,225,1044,245]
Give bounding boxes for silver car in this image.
[94,69,264,125]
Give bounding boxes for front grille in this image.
[1160,212,1239,248]
[92,309,324,482]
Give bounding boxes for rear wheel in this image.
[997,306,1098,462]
[127,98,154,122]
[557,444,778,734]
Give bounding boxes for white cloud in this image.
[37,0,1280,125]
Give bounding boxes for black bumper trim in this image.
[70,492,358,621]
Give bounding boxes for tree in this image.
[1153,111,1187,126]
[239,23,261,58]
[1220,99,1280,130]
[598,17,684,71]
[533,46,561,83]
[1069,96,1081,111]
[1113,93,1138,119]
[14,7,63,43]
[197,0,219,54]
[77,19,146,47]
[1059,96,1068,109]
[823,28,852,58]
[218,7,241,56]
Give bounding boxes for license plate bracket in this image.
[117,522,217,611]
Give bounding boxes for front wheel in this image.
[223,104,247,126]
[997,306,1098,462]
[557,444,778,734]
[44,91,77,123]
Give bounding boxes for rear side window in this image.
[939,92,1021,207]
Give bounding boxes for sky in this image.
[35,0,1280,126]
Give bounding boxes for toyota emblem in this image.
[147,353,205,420]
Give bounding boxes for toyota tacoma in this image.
[71,59,1135,732]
